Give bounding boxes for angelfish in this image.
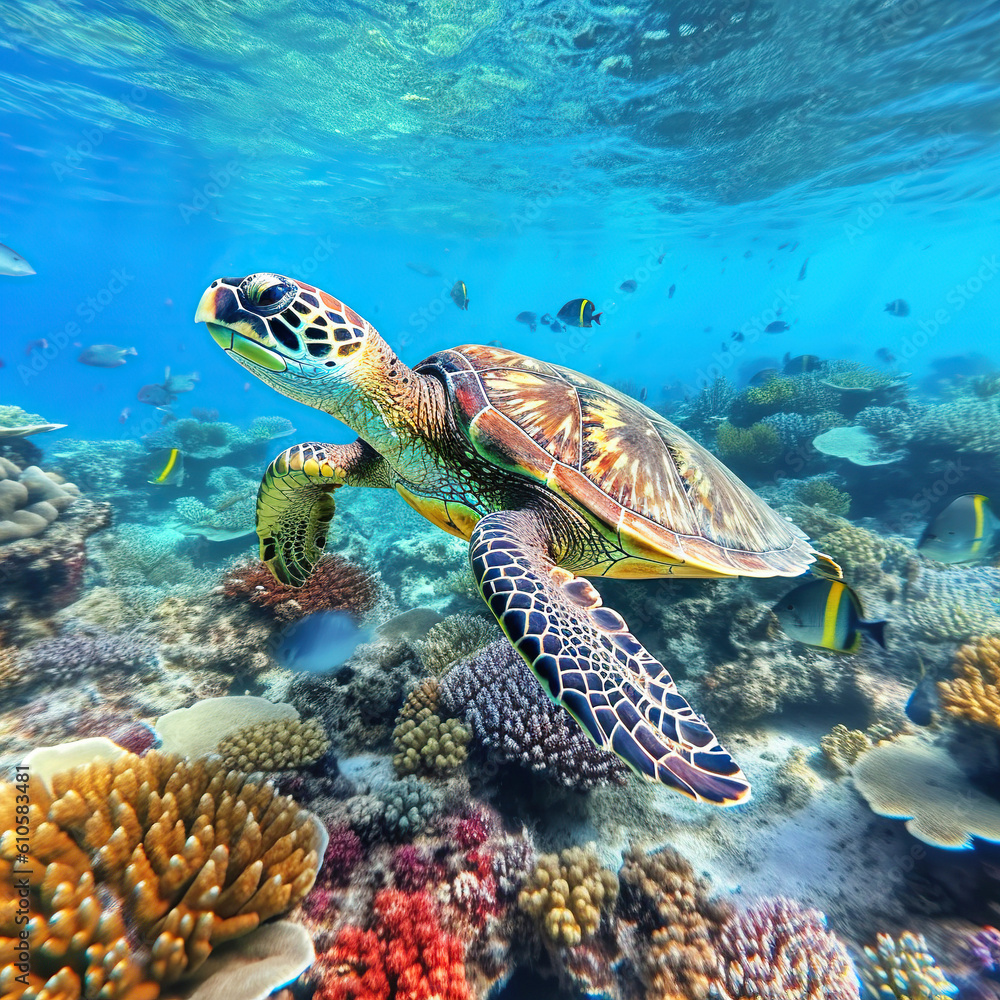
[146,448,184,486]
[450,280,469,310]
[556,298,602,328]
[917,494,1000,564]
[773,578,887,653]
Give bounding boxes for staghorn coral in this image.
[760,411,829,450]
[439,639,629,790]
[617,844,732,1000]
[821,723,872,776]
[217,717,331,772]
[938,636,1000,729]
[860,931,957,999]
[392,681,469,777]
[712,897,859,999]
[716,421,782,467]
[686,377,737,428]
[518,845,618,948]
[223,554,381,622]
[419,614,498,675]
[794,479,851,517]
[0,750,324,997]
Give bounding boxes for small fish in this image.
[164,298,174,307]
[743,250,752,259]
[782,353,822,374]
[731,331,745,343]
[657,254,665,264]
[798,258,809,281]
[773,578,887,654]
[720,342,729,353]
[0,358,5,369]
[541,313,555,325]
[77,344,137,368]
[748,367,781,386]
[25,338,48,354]
[790,241,799,251]
[639,386,648,402]
[764,321,790,333]
[118,407,131,424]
[406,262,440,277]
[145,448,184,486]
[164,368,199,394]
[619,279,637,293]
[0,242,35,276]
[516,311,537,332]
[450,280,469,310]
[668,284,676,298]
[137,383,173,406]
[885,299,910,317]
[276,610,375,673]
[876,347,896,364]
[137,367,199,406]
[917,494,1000,564]
[487,339,504,348]
[549,320,563,332]
[904,657,937,727]
[778,242,789,250]
[556,298,601,328]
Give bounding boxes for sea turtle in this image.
[196,273,829,805]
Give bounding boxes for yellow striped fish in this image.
[773,578,886,653]
[917,493,1000,564]
[146,448,184,486]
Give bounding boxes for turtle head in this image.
[195,273,374,408]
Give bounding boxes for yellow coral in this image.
[821,723,872,775]
[518,845,618,947]
[745,375,797,409]
[217,717,330,771]
[716,421,782,467]
[938,636,1000,728]
[0,750,323,998]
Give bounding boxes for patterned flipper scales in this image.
[470,510,751,805]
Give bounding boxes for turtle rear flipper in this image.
[470,510,750,805]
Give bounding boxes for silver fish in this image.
[0,242,35,277]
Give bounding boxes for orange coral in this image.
[938,636,1000,728]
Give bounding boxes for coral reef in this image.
[518,845,618,947]
[223,554,381,621]
[823,360,907,394]
[937,636,1000,729]
[905,566,1000,643]
[860,931,957,998]
[419,614,498,675]
[217,717,331,771]
[909,396,1000,454]
[713,897,860,999]
[813,425,903,466]
[794,479,852,517]
[744,374,798,412]
[617,844,731,1000]
[716,421,782,467]
[853,736,1000,849]
[0,455,80,543]
[16,627,156,687]
[392,680,469,777]
[439,639,630,789]
[820,723,872,775]
[0,750,323,996]
[143,415,295,460]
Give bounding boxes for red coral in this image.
[453,815,490,851]
[316,890,470,1000]
[222,554,380,621]
[392,844,442,893]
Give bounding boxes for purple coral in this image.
[320,824,363,888]
[969,926,1000,978]
[438,639,629,790]
[22,628,155,683]
[714,897,860,999]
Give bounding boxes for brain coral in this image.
[0,455,80,544]
[0,750,324,997]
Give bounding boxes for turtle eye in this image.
[239,274,297,314]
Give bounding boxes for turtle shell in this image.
[417,344,817,579]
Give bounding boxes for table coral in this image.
[712,897,860,999]
[0,750,324,996]
[617,844,731,1000]
[315,889,470,1000]
[938,637,1000,728]
[392,680,469,777]
[519,845,618,948]
[860,931,957,999]
[223,554,381,621]
[217,716,331,771]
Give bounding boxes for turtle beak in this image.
[195,283,289,373]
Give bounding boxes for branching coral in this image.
[223,554,380,621]
[716,421,782,467]
[794,479,851,517]
[906,567,1000,643]
[616,844,731,1000]
[937,636,1000,728]
[909,396,1000,454]
[518,845,618,947]
[439,639,629,789]
[860,931,957,999]
[712,897,859,999]
[744,375,798,411]
[17,628,156,686]
[217,717,331,771]
[419,614,498,675]
[392,680,469,777]
[0,750,324,996]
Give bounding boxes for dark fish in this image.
[639,386,648,402]
[885,299,910,317]
[764,321,790,333]
[778,242,789,250]
[77,344,137,368]
[773,578,887,653]
[277,610,375,673]
[876,347,896,364]
[657,254,665,264]
[619,279,637,293]
[790,241,799,251]
[748,367,781,386]
[540,313,554,325]
[515,311,537,332]
[406,262,440,277]
[731,331,745,343]
[450,280,469,310]
[720,342,729,353]
[782,353,822,374]
[549,320,563,332]
[668,284,676,298]
[25,338,47,354]
[798,258,809,281]
[917,494,1000,564]
[137,383,174,406]
[904,659,937,726]
[556,298,601,328]
[145,448,184,486]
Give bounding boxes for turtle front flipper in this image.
[469,510,750,805]
[257,440,390,587]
